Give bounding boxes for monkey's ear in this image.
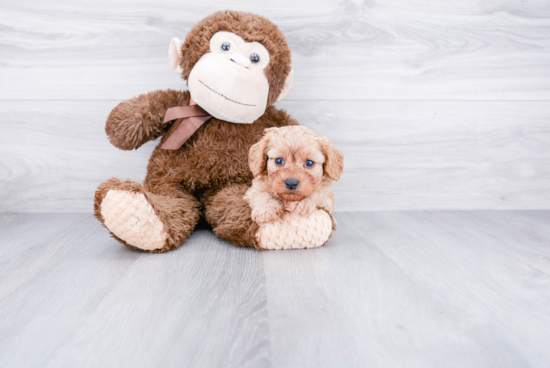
[319,136,344,181]
[276,69,294,101]
[169,37,184,74]
[249,128,278,177]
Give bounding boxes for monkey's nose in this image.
[285,178,299,190]
[230,53,251,68]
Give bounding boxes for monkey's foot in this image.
[101,189,168,251]
[94,178,201,253]
[256,210,334,250]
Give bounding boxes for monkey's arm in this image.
[105,89,189,150]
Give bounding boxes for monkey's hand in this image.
[106,89,188,150]
[251,202,284,224]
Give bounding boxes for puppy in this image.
[244,125,344,224]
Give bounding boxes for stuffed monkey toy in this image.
[94,10,336,251]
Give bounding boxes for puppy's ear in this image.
[249,128,278,177]
[319,136,344,181]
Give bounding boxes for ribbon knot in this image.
[161,99,212,150]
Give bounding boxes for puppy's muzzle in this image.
[285,178,299,190]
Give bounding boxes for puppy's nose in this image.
[285,178,299,190]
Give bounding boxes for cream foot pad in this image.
[101,190,168,251]
[256,210,333,250]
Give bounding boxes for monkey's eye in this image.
[305,160,315,168]
[250,53,260,63]
[221,42,231,52]
[275,158,285,166]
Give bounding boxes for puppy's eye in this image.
[275,158,285,166]
[305,160,315,168]
[221,42,231,52]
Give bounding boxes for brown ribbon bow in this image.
[161,98,212,150]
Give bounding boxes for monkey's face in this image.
[187,32,271,124]
[169,21,293,124]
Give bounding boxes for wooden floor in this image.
[0,211,549,368]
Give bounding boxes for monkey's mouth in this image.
[198,80,256,107]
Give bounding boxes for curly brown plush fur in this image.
[204,184,261,249]
[105,89,188,151]
[94,11,298,252]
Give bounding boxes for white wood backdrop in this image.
[1,0,549,212]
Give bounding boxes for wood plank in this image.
[1,100,549,212]
[2,212,549,367]
[1,0,549,100]
[292,100,550,211]
[0,214,270,368]
[262,211,550,367]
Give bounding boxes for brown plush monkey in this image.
[94,10,334,252]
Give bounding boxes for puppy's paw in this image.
[294,198,317,217]
[283,200,299,212]
[252,204,284,224]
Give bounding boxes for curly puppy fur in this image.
[94,11,297,252]
[244,126,344,225]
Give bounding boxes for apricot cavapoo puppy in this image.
[245,125,344,224]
